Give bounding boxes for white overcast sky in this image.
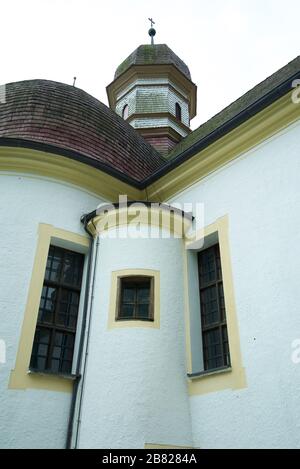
[1,0,299,129]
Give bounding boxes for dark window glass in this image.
[117,277,153,321]
[38,286,57,324]
[198,245,231,371]
[200,286,219,326]
[30,245,84,374]
[175,103,182,121]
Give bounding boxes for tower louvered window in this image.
[175,102,182,121]
[122,104,129,120]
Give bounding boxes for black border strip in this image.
[0,137,143,189]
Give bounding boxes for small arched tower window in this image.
[122,104,129,120]
[175,102,182,121]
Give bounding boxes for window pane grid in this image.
[57,289,80,329]
[200,286,219,326]
[198,245,231,371]
[45,246,63,283]
[44,246,83,290]
[38,285,57,324]
[118,278,153,321]
[30,246,84,374]
[30,327,51,371]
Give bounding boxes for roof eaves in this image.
[142,60,300,187]
[0,137,145,189]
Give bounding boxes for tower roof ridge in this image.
[114,44,192,81]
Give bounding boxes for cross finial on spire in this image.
[148,18,155,28]
[148,18,156,45]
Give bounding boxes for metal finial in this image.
[148,18,156,45]
[73,77,77,87]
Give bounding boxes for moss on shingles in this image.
[116,56,134,77]
[168,55,300,160]
[138,45,157,63]
[116,46,158,76]
[114,44,191,80]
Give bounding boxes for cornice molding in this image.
[85,205,193,239]
[0,146,143,201]
[127,112,191,134]
[116,81,190,105]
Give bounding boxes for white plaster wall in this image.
[0,172,104,448]
[78,230,193,449]
[168,121,300,448]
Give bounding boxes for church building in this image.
[0,26,300,448]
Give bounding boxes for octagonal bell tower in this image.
[106,28,197,157]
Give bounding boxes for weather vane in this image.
[148,18,156,45]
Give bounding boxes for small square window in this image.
[117,276,154,322]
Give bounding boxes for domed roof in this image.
[0,80,164,182]
[114,44,192,80]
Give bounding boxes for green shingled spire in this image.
[114,44,192,80]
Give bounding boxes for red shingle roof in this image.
[0,80,164,182]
